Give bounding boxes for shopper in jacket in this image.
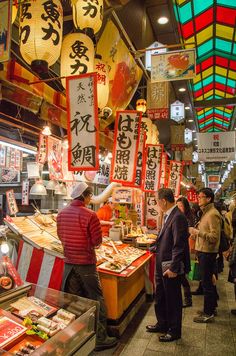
[189,188,221,323]
[176,197,193,308]
[57,182,117,351]
[146,188,190,342]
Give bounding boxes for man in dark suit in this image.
[146,188,190,342]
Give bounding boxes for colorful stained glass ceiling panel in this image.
[174,0,236,132]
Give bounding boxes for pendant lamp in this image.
[60,32,94,88]
[72,0,103,35]
[30,181,47,195]
[19,0,63,73]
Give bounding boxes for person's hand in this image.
[189,227,199,236]
[163,269,177,278]
[109,221,114,226]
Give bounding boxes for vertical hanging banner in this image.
[37,134,48,165]
[66,73,99,171]
[147,81,169,120]
[168,161,183,197]
[110,110,141,185]
[142,144,163,192]
[6,189,18,216]
[0,145,6,167]
[15,150,22,170]
[160,152,168,188]
[47,136,63,180]
[146,193,160,230]
[133,129,146,188]
[22,181,29,206]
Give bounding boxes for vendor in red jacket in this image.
[57,182,117,352]
[96,197,115,237]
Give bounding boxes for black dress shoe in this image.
[146,324,167,333]
[159,333,181,342]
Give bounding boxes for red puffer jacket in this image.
[57,200,102,265]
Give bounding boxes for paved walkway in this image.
[92,267,236,356]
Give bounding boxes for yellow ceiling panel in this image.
[193,74,202,84]
[216,24,234,41]
[215,66,227,76]
[195,95,204,101]
[204,90,214,99]
[202,67,214,78]
[229,70,236,80]
[196,27,213,45]
[215,89,225,97]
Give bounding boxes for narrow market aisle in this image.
[91,268,236,356]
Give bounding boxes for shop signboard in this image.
[146,193,160,230]
[132,129,146,188]
[170,125,185,151]
[182,146,193,165]
[6,189,18,216]
[168,161,182,197]
[142,144,163,192]
[197,132,236,162]
[151,49,195,82]
[66,73,99,171]
[0,0,12,63]
[22,180,29,206]
[15,150,22,170]
[47,136,63,180]
[27,162,40,179]
[147,81,169,120]
[187,188,198,203]
[160,152,168,188]
[171,101,185,123]
[145,41,167,71]
[37,134,48,165]
[110,110,141,185]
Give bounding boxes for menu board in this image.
[0,316,27,348]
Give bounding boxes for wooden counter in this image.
[97,252,152,320]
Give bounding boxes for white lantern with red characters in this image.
[19,0,63,73]
[95,55,109,109]
[60,32,95,88]
[72,0,103,35]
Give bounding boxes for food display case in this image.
[0,284,98,355]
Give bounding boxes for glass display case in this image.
[0,284,98,355]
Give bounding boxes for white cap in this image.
[108,197,113,203]
[71,182,89,199]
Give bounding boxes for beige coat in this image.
[195,203,221,253]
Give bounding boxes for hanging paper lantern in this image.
[60,33,94,88]
[95,56,109,109]
[72,0,103,35]
[19,0,63,73]
[136,99,147,113]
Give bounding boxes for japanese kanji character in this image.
[82,0,98,18]
[42,23,60,45]
[117,132,131,150]
[71,112,97,135]
[41,0,61,28]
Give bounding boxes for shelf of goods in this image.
[0,283,98,355]
[5,215,155,327]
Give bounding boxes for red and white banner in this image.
[6,189,18,216]
[47,136,63,180]
[110,110,141,185]
[133,129,146,188]
[66,73,99,171]
[160,152,168,188]
[142,144,163,192]
[22,180,29,206]
[16,241,64,291]
[168,161,183,197]
[37,134,48,165]
[146,193,160,230]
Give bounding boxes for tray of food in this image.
[10,297,58,320]
[5,217,41,235]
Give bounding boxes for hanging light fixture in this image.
[72,0,104,35]
[95,55,109,110]
[46,180,57,190]
[60,32,94,88]
[19,0,63,73]
[30,181,47,195]
[136,99,147,114]
[42,125,52,136]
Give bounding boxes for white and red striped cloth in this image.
[16,241,64,290]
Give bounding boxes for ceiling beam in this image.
[194,98,236,108]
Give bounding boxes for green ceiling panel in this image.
[197,40,214,57]
[193,0,212,15]
[178,2,192,24]
[215,38,233,53]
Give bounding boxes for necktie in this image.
[163,214,168,224]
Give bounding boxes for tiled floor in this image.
[91,267,236,356]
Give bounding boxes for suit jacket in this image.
[155,206,191,274]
